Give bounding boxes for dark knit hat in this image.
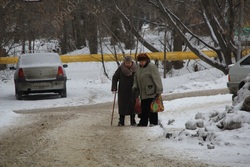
[123,55,133,62]
[137,53,150,61]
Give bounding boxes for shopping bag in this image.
[150,95,164,112]
[134,97,142,114]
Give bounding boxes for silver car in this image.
[227,53,250,98]
[13,53,67,100]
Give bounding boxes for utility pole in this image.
[163,28,167,78]
[237,0,244,61]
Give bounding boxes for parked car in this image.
[227,53,250,99]
[13,53,67,100]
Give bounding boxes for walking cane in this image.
[111,91,117,125]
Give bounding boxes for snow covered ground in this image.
[0,57,250,166]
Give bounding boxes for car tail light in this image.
[57,66,64,77]
[18,68,25,79]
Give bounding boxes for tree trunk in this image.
[110,15,122,46]
[85,13,98,54]
[22,38,25,54]
[0,48,7,70]
[73,13,86,49]
[122,15,135,50]
[61,21,68,54]
[172,31,184,69]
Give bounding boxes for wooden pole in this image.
[111,91,117,125]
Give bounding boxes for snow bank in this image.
[163,75,250,150]
[0,109,20,127]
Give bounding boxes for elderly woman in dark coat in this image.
[111,56,137,126]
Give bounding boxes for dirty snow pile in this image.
[163,75,250,150]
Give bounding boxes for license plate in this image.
[32,82,51,87]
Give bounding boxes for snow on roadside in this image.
[0,109,20,127]
[0,109,21,135]
[156,85,250,167]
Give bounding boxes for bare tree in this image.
[1,0,249,76]
[148,0,246,75]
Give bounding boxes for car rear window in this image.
[240,56,250,66]
[20,53,61,67]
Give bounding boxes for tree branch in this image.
[115,5,159,52]
[149,0,228,74]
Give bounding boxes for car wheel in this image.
[239,81,245,91]
[15,87,22,100]
[60,88,67,98]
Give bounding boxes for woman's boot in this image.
[130,114,136,126]
[118,115,125,126]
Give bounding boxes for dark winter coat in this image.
[111,62,136,115]
[133,61,163,100]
